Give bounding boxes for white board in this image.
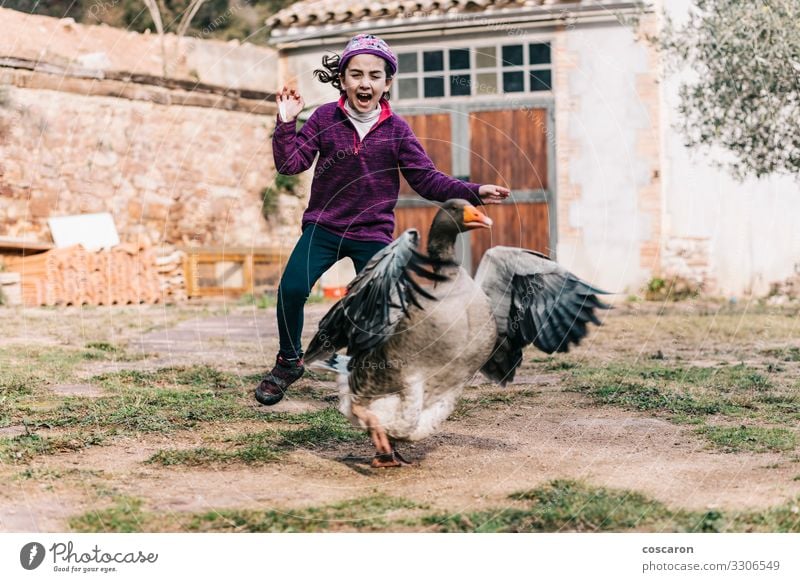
[48,213,120,250]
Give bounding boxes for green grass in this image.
[68,480,800,533]
[239,292,327,309]
[69,497,146,533]
[0,365,267,462]
[69,495,422,533]
[81,341,147,362]
[0,431,105,462]
[186,495,420,533]
[0,345,84,398]
[558,361,799,451]
[147,408,365,467]
[696,426,797,453]
[422,480,682,532]
[760,346,800,362]
[0,343,150,427]
[421,480,800,533]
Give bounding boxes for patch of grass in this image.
[0,345,84,397]
[85,341,119,352]
[66,480,800,533]
[644,276,700,302]
[0,431,105,462]
[542,360,579,371]
[276,407,364,448]
[15,467,104,481]
[760,346,800,362]
[69,497,146,533]
[563,362,792,427]
[421,480,800,533]
[149,445,254,467]
[147,408,364,467]
[0,366,266,460]
[69,495,422,533]
[187,495,421,533]
[586,381,722,416]
[422,480,682,532]
[81,341,146,362]
[92,365,243,393]
[696,426,797,453]
[729,500,800,532]
[238,293,278,309]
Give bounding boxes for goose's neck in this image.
[427,228,458,263]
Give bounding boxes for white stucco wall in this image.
[280,43,343,108]
[659,0,800,296]
[555,21,657,295]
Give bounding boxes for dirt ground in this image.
[1,300,799,532]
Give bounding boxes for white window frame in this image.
[394,37,553,103]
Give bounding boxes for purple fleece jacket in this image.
[272,95,484,244]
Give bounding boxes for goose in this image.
[305,199,609,467]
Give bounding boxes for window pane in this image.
[449,48,470,70]
[501,45,523,66]
[530,70,552,92]
[476,72,498,94]
[398,52,418,73]
[424,76,445,97]
[423,51,444,71]
[398,78,419,99]
[475,47,496,68]
[529,42,551,65]
[503,71,524,92]
[450,74,471,96]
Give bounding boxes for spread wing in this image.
[305,229,451,364]
[475,246,611,385]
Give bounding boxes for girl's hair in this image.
[313,53,394,97]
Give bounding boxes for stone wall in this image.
[0,80,307,248]
[0,7,278,90]
[0,8,310,251]
[662,236,713,292]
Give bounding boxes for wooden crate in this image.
[182,246,294,298]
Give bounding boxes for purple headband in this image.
[339,33,398,76]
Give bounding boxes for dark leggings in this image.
[276,224,387,359]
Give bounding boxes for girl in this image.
[256,33,510,406]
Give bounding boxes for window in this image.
[395,41,552,100]
[423,51,444,71]
[424,76,445,98]
[398,52,418,73]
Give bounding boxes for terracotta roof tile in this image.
[268,0,637,36]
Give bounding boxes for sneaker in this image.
[254,354,305,406]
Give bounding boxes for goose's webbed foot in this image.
[371,448,411,468]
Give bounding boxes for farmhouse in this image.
[0,2,798,304]
[267,0,800,297]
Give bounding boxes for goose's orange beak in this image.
[463,205,493,229]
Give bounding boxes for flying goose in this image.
[306,199,609,467]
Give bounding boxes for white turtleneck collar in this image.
[344,98,381,140]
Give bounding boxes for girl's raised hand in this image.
[478,184,511,204]
[277,85,305,121]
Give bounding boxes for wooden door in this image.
[398,113,454,197]
[394,107,552,272]
[469,108,551,272]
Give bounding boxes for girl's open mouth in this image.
[356,92,373,105]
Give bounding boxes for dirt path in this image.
[1,303,799,531]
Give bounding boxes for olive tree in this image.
[655,0,800,179]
